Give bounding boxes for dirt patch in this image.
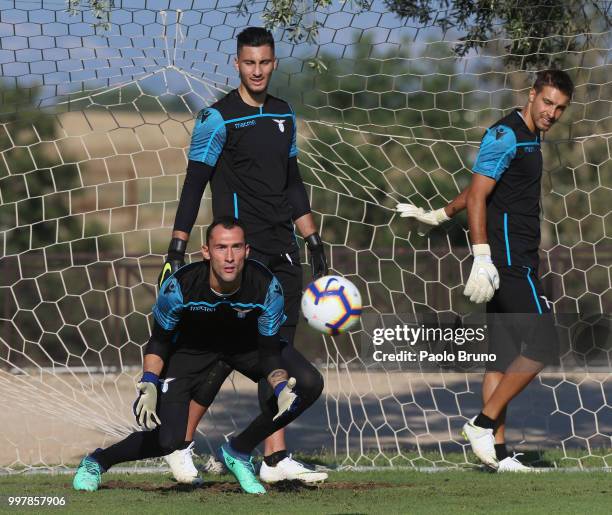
[102,480,243,493]
[101,479,406,494]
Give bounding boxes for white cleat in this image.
[202,455,227,475]
[260,455,329,483]
[164,442,204,485]
[498,453,533,472]
[462,416,498,470]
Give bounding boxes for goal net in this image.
[0,0,610,471]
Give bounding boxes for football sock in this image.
[91,430,172,471]
[474,412,496,430]
[495,443,509,461]
[179,441,192,450]
[264,450,288,467]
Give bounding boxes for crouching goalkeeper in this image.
[73,218,324,494]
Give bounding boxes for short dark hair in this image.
[237,27,275,55]
[533,69,574,99]
[205,217,247,245]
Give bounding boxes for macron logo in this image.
[273,119,285,133]
[235,120,256,129]
[190,305,214,312]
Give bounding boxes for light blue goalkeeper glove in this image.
[273,377,299,421]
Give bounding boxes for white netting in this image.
[0,0,610,471]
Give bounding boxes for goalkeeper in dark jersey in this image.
[73,219,324,494]
[396,70,573,471]
[158,27,329,483]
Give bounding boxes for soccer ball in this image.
[301,275,362,335]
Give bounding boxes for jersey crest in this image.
[233,307,254,319]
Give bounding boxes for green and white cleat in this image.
[219,443,266,495]
[73,452,103,492]
[497,453,534,472]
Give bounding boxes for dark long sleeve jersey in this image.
[145,259,286,375]
[173,89,311,254]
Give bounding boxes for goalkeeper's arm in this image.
[133,322,174,429]
[463,174,499,304]
[287,156,329,279]
[395,187,470,235]
[258,333,299,421]
[158,160,214,287]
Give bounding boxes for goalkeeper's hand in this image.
[133,372,161,430]
[305,233,328,280]
[395,203,450,236]
[158,238,187,287]
[273,377,299,421]
[463,244,500,304]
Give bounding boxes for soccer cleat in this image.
[73,452,103,492]
[462,416,498,469]
[164,441,204,485]
[202,455,227,475]
[260,454,328,483]
[219,443,266,494]
[497,453,533,472]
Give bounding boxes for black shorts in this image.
[161,344,320,408]
[169,247,305,409]
[192,343,321,407]
[486,265,560,372]
[160,349,231,407]
[248,246,303,333]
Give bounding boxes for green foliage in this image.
[383,0,611,69]
[261,0,372,45]
[71,1,610,69]
[67,0,114,30]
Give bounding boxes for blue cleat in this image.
[73,451,104,492]
[219,443,266,495]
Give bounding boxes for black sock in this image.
[474,412,496,430]
[179,440,192,450]
[89,448,108,472]
[495,443,509,460]
[264,450,288,467]
[91,430,166,471]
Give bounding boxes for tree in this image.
[383,0,611,68]
[68,0,610,68]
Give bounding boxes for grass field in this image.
[1,468,611,514]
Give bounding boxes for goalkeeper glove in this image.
[273,377,299,421]
[395,203,450,236]
[158,238,186,288]
[463,244,500,304]
[305,233,328,280]
[133,372,161,430]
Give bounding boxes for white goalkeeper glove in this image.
[133,372,161,430]
[395,203,450,236]
[463,243,500,304]
[273,377,299,421]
